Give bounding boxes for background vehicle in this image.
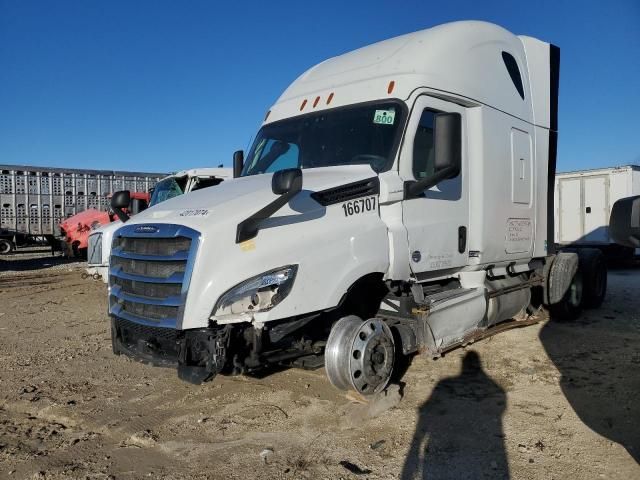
[555,165,640,259]
[0,164,164,254]
[87,167,231,281]
[106,21,625,395]
[610,195,640,250]
[59,191,149,257]
[0,229,49,254]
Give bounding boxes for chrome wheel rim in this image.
[325,316,395,395]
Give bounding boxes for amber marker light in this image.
[300,99,307,111]
[326,92,334,105]
[387,80,395,94]
[313,96,320,108]
[264,110,271,121]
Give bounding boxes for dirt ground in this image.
[0,252,638,480]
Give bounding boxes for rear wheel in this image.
[548,266,583,321]
[0,238,13,254]
[577,249,607,308]
[325,316,395,396]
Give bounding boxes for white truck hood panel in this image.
[126,165,377,230]
[113,165,391,329]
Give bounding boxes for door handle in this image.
[458,226,467,253]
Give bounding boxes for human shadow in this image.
[400,351,509,480]
[539,278,640,463]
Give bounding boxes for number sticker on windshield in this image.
[341,197,377,217]
[373,109,395,125]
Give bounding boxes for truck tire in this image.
[0,238,13,254]
[325,316,395,396]
[577,248,607,309]
[547,252,583,322]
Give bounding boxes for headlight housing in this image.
[211,265,298,318]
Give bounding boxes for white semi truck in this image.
[107,21,621,394]
[87,167,230,281]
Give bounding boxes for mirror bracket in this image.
[236,169,303,243]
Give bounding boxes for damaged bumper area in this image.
[110,317,228,384]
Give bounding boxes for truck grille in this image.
[87,233,102,265]
[112,236,191,257]
[114,299,178,321]
[108,224,199,329]
[111,277,182,299]
[111,257,186,279]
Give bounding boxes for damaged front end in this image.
[108,223,224,383]
[110,317,229,384]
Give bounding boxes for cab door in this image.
[400,96,469,276]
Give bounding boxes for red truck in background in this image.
[59,191,149,257]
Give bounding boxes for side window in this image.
[411,108,461,200]
[502,51,525,100]
[412,110,436,180]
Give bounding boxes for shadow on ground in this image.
[400,351,509,480]
[539,303,640,463]
[0,254,80,273]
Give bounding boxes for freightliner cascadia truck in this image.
[106,21,621,395]
[87,167,231,281]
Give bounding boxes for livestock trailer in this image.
[554,165,640,256]
[0,164,165,253]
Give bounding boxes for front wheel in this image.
[325,316,395,396]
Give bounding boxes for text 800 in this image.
[341,197,377,216]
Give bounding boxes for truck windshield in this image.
[149,176,188,207]
[242,101,406,176]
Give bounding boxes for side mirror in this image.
[233,150,244,178]
[434,112,462,177]
[272,168,303,195]
[130,198,148,216]
[610,195,640,247]
[405,112,462,198]
[110,190,131,223]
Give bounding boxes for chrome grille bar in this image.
[108,223,200,329]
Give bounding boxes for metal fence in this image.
[0,164,166,236]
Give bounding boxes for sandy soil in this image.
[0,255,638,479]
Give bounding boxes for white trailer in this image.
[105,21,624,395]
[555,165,640,255]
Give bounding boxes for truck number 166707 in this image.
[341,197,377,217]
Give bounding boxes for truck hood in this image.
[93,219,123,236]
[125,165,378,230]
[60,209,110,233]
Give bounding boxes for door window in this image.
[413,110,437,180]
[411,108,461,200]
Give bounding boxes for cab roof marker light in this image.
[300,99,307,111]
[387,80,395,94]
[264,110,271,121]
[326,92,334,105]
[313,96,320,108]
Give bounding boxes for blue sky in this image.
[1,0,638,174]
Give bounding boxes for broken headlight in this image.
[211,265,298,318]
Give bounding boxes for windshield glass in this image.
[242,101,406,176]
[191,177,223,191]
[149,176,188,207]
